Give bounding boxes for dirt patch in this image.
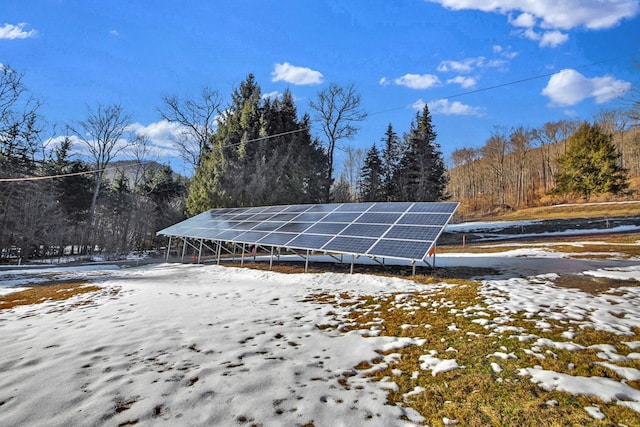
[554,274,638,295]
[0,281,103,311]
[222,260,498,280]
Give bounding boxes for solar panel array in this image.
[157,202,458,262]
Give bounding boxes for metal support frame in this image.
[269,246,274,270]
[180,237,187,261]
[304,249,310,273]
[162,234,439,277]
[166,236,172,261]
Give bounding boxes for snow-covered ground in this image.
[1,226,639,426]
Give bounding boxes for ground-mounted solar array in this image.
[158,202,458,264]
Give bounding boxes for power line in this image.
[0,164,139,183]
[0,127,311,183]
[370,56,627,116]
[219,127,310,148]
[1,56,628,182]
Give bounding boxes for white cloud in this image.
[412,98,483,116]
[427,0,639,47]
[128,120,187,154]
[539,30,569,47]
[518,26,569,47]
[393,73,441,89]
[109,29,120,37]
[261,91,281,100]
[379,77,390,86]
[428,0,639,30]
[510,12,537,28]
[0,23,37,40]
[437,58,479,73]
[437,56,507,73]
[271,62,323,85]
[447,76,477,88]
[541,69,632,106]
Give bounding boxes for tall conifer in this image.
[396,105,449,201]
[359,144,385,202]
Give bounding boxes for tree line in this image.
[448,110,639,215]
[1,62,638,262]
[183,75,449,214]
[0,66,187,261]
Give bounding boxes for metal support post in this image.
[269,246,274,270]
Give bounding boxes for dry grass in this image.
[477,201,640,222]
[440,232,640,258]
[308,279,640,426]
[0,281,104,311]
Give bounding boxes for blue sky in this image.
[2,0,639,176]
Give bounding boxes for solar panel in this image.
[157,202,458,262]
[305,222,347,235]
[258,232,296,246]
[398,213,452,225]
[340,223,388,238]
[384,225,441,241]
[324,236,377,254]
[357,212,401,224]
[368,239,432,260]
[323,212,361,223]
[276,222,312,233]
[235,231,269,243]
[287,234,334,249]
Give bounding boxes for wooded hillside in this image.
[447,115,640,217]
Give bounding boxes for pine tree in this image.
[186,77,329,214]
[555,122,628,200]
[359,144,385,202]
[380,123,403,201]
[396,105,449,202]
[186,74,262,213]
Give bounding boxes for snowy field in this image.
[1,226,640,425]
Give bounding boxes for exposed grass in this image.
[475,201,640,222]
[0,281,104,311]
[440,232,640,258]
[311,278,640,426]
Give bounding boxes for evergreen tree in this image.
[49,137,94,224]
[380,123,403,201]
[396,105,449,202]
[555,122,628,200]
[186,77,329,214]
[186,74,262,213]
[358,144,385,202]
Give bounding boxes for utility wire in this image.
[0,164,138,183]
[1,56,628,183]
[370,56,626,116]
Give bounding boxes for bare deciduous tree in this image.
[309,83,366,200]
[343,146,364,201]
[69,104,135,250]
[159,86,222,171]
